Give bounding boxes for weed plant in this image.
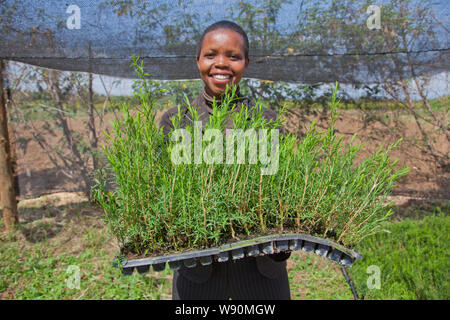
[93,57,408,256]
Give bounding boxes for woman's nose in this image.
[215,55,228,67]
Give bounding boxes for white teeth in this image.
[213,75,231,79]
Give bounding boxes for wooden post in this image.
[0,59,19,231]
[88,72,98,172]
[88,41,98,172]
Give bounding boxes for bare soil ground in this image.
[284,108,449,202]
[11,107,449,204]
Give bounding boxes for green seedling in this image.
[92,57,408,256]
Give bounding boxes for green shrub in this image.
[350,214,450,300]
[93,56,408,256]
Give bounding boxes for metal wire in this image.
[340,265,359,300]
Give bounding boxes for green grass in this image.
[0,203,173,300]
[349,212,449,300]
[1,201,447,299]
[0,201,352,300]
[288,251,352,299]
[0,241,173,299]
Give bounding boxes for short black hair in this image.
[196,20,249,60]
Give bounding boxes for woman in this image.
[160,20,291,300]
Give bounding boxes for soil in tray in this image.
[119,226,342,260]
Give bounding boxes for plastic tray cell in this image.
[168,260,182,270]
[315,244,330,257]
[246,245,260,257]
[217,251,229,262]
[152,262,166,272]
[121,267,134,276]
[340,255,356,267]
[183,258,197,268]
[231,248,245,260]
[116,233,362,275]
[289,239,302,250]
[136,265,150,274]
[275,240,289,252]
[261,242,274,254]
[199,255,213,266]
[328,249,343,263]
[302,241,316,253]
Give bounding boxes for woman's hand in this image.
[267,251,291,262]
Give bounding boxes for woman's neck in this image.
[202,85,241,106]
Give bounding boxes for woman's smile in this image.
[197,28,249,98]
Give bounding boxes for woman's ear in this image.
[244,58,250,69]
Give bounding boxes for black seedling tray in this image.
[115,233,362,276]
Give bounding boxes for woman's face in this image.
[197,28,249,97]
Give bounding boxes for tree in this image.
[343,0,449,167]
[280,0,449,166]
[0,59,19,231]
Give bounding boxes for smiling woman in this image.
[159,20,292,300]
[93,19,407,301]
[196,22,249,98]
